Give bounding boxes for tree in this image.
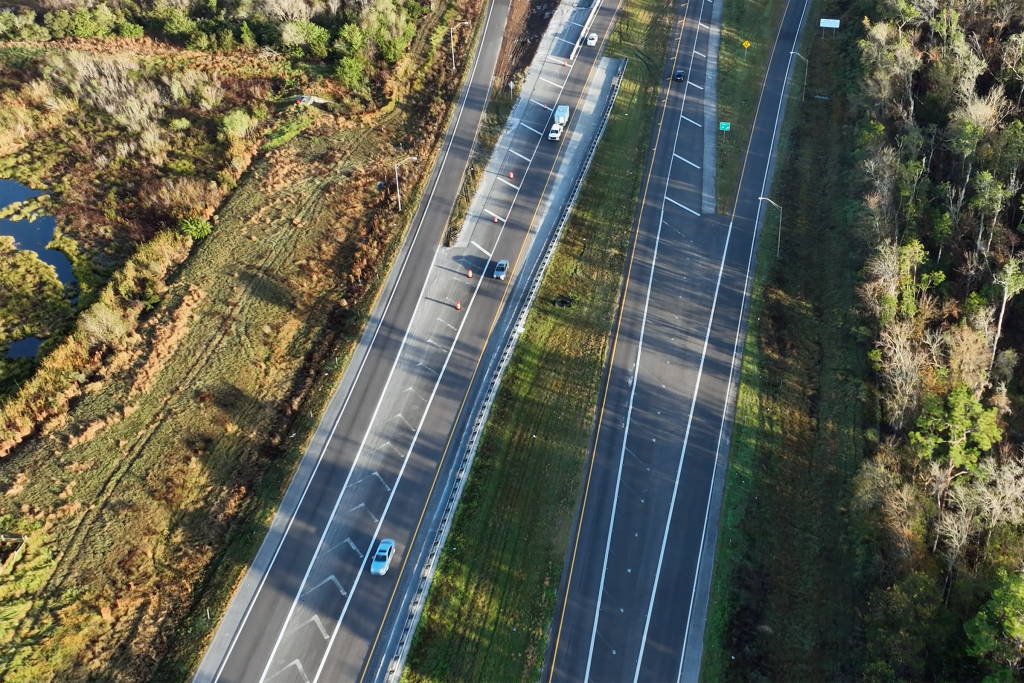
[991,257,1024,371]
[966,569,1024,674]
[911,383,1002,472]
[970,172,1010,255]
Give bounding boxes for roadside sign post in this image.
[719,122,730,132]
[819,17,840,37]
[742,39,750,61]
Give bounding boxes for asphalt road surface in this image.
[193,0,623,681]
[544,0,812,679]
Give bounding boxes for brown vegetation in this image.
[0,0,489,677]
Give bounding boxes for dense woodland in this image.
[855,0,1024,679]
[0,0,437,100]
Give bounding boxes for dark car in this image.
[673,69,685,81]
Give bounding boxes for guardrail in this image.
[382,58,628,683]
[570,0,603,61]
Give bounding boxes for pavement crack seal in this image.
[383,58,628,683]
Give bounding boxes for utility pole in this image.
[759,196,783,257]
[395,156,418,212]
[450,21,469,71]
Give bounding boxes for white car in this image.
[369,538,395,575]
[493,259,510,280]
[586,32,598,46]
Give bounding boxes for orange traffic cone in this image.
[468,269,473,278]
[455,301,462,310]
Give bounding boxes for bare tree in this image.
[991,257,1024,371]
[879,318,928,428]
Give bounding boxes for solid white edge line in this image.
[312,235,495,683]
[676,0,809,678]
[583,0,709,676]
[300,43,561,678]
[210,1,502,678]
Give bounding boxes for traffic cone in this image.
[455,301,462,310]
[468,269,473,278]
[493,215,498,223]
[509,171,514,179]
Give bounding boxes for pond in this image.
[2,178,77,359]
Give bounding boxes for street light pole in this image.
[395,155,418,212]
[758,196,782,257]
[790,51,808,102]
[450,21,469,71]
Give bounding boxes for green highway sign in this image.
[720,122,730,131]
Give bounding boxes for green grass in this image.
[714,0,788,213]
[701,0,875,679]
[401,0,673,679]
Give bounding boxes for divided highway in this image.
[545,0,811,679]
[193,0,623,681]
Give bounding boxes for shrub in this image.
[116,19,145,38]
[336,55,368,93]
[177,216,213,239]
[240,21,258,48]
[281,20,330,58]
[222,109,253,138]
[168,117,191,131]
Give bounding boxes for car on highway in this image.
[674,69,685,81]
[369,539,395,575]
[586,32,598,46]
[493,259,510,280]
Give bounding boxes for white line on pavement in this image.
[471,240,492,257]
[509,148,532,162]
[211,0,506,675]
[664,195,699,216]
[497,176,521,191]
[530,98,550,109]
[483,209,506,223]
[673,153,700,168]
[520,122,544,136]
[681,114,702,127]
[693,50,706,57]
[688,81,704,90]
[539,76,565,89]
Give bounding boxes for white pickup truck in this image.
[548,105,570,140]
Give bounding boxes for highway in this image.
[544,0,811,678]
[192,0,624,680]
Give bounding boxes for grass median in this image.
[700,0,873,679]
[401,0,673,679]
[714,0,788,212]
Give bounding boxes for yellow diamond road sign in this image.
[742,40,751,48]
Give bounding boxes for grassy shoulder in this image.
[401,0,672,679]
[700,0,873,679]
[714,0,788,213]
